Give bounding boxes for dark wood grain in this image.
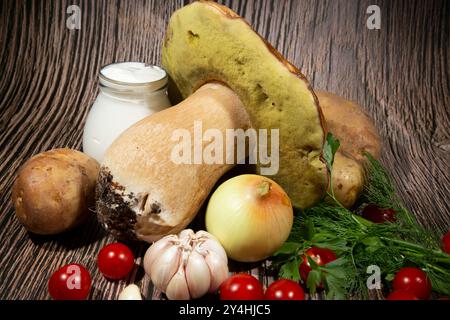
[0,0,448,300]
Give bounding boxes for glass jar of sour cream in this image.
[83,62,171,163]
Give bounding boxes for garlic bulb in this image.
[143,229,228,300]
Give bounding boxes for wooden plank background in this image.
[0,0,448,300]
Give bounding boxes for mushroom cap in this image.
[162,0,327,208]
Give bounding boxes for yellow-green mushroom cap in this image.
[162,0,327,208]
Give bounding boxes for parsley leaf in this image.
[273,242,301,256]
[323,132,340,171]
[279,258,301,281]
[306,270,322,295]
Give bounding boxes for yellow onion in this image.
[205,174,293,262]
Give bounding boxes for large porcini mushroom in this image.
[96,1,327,242]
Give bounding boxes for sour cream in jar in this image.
[83,62,171,163]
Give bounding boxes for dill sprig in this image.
[270,134,450,299]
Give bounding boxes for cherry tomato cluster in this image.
[295,245,439,301]
[361,205,450,300]
[47,227,449,300]
[219,274,305,300]
[292,241,445,301]
[48,242,134,300]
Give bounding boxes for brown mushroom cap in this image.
[162,0,327,208]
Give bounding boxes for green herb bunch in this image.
[271,133,450,299]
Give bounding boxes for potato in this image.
[332,153,365,208]
[317,91,382,162]
[12,148,100,235]
[317,91,382,208]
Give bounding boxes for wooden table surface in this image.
[0,0,449,300]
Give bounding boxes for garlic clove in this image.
[150,245,181,291]
[196,238,228,263]
[165,265,190,300]
[195,230,218,240]
[204,250,229,292]
[143,235,177,276]
[185,250,211,299]
[179,229,195,248]
[118,284,143,300]
[179,229,195,240]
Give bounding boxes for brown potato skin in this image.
[332,153,365,208]
[12,148,99,235]
[317,91,381,162]
[317,91,382,208]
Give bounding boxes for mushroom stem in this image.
[163,82,253,168]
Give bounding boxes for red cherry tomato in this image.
[97,243,134,280]
[392,267,432,300]
[386,291,419,300]
[48,263,91,300]
[219,274,265,300]
[264,279,305,300]
[299,247,337,284]
[442,232,450,254]
[362,204,397,223]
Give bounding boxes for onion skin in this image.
[205,174,294,262]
